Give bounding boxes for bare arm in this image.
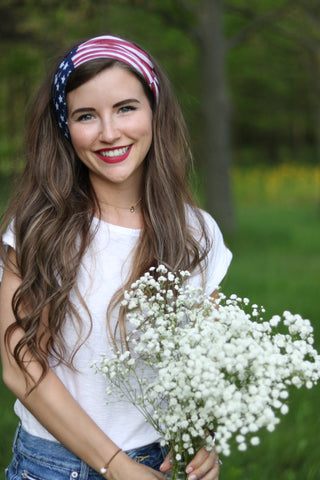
[0,248,164,480]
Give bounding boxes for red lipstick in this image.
[95,145,132,164]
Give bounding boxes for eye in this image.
[77,113,94,122]
[118,105,136,114]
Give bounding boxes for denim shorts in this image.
[5,424,169,480]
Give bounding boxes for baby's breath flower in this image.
[250,437,260,446]
[238,443,247,451]
[94,266,320,462]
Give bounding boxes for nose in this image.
[99,116,121,143]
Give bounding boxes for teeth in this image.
[100,146,130,158]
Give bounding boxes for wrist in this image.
[102,451,135,480]
[100,447,122,475]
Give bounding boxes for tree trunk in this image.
[197,0,236,233]
[311,49,320,162]
[311,48,320,213]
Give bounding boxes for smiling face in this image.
[67,65,153,196]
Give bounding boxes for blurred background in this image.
[0,1,319,478]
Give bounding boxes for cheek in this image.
[137,117,153,146]
[69,127,92,153]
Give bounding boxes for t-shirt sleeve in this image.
[0,220,16,282]
[202,211,232,294]
[187,208,232,294]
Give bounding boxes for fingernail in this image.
[188,475,197,480]
[160,463,164,469]
[186,467,193,474]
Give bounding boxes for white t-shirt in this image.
[1,209,232,450]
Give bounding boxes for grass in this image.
[220,202,320,480]
[220,164,320,479]
[0,164,320,477]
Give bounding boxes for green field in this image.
[0,165,319,478]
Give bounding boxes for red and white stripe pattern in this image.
[72,36,159,101]
[53,35,159,139]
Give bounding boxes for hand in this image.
[160,446,221,480]
[106,451,166,480]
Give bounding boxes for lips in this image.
[95,145,132,164]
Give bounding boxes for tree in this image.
[109,0,299,232]
[197,0,235,232]
[1,0,317,227]
[270,0,320,164]
[110,0,236,232]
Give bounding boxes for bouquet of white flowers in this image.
[94,265,320,479]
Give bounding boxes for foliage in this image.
[232,163,320,204]
[0,0,320,173]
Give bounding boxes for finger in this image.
[202,456,223,480]
[186,447,220,480]
[200,462,221,480]
[159,451,172,473]
[186,446,213,471]
[187,462,221,480]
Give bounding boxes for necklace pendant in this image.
[130,206,135,213]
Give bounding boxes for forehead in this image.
[67,66,148,106]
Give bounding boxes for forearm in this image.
[4,359,119,475]
[4,363,168,480]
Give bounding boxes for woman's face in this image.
[67,65,153,192]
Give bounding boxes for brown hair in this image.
[0,39,211,389]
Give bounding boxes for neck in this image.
[98,197,142,214]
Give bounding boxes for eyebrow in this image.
[70,107,95,117]
[113,98,141,107]
[70,99,141,118]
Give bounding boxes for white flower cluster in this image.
[94,266,320,460]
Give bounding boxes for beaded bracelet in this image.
[100,447,122,475]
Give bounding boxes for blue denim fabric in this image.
[5,424,168,480]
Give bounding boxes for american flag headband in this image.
[53,35,160,139]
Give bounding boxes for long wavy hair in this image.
[0,38,211,390]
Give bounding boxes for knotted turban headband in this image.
[53,35,160,139]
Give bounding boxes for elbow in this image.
[2,356,46,398]
[1,358,28,397]
[2,362,18,393]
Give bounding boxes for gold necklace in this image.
[99,198,142,214]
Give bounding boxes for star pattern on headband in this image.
[53,49,77,138]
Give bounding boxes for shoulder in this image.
[185,204,232,293]
[1,218,15,247]
[0,219,16,282]
[185,204,223,243]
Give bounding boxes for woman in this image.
[0,35,232,480]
